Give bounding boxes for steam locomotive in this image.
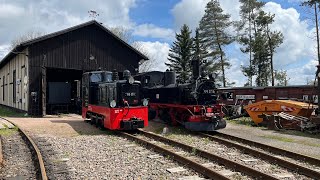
[82,70,148,130]
[135,59,226,131]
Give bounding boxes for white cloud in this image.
[133,24,175,41]
[0,45,10,59]
[287,60,317,85]
[137,41,170,72]
[171,0,240,31]
[171,0,209,31]
[225,57,247,86]
[263,2,314,67]
[0,0,137,46]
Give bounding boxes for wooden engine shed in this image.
[0,20,148,116]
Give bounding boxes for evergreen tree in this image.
[166,24,193,83]
[301,0,320,64]
[237,0,283,87]
[199,0,234,87]
[253,11,283,86]
[236,0,265,86]
[192,28,211,74]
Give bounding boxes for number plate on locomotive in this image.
[125,92,136,96]
[203,89,215,94]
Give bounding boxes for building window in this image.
[3,76,4,101]
[13,70,16,103]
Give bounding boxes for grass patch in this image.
[261,135,295,143]
[0,106,28,117]
[261,134,320,147]
[227,116,257,127]
[0,127,18,136]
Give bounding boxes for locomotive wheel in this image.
[90,117,96,125]
[99,119,105,130]
[148,108,156,120]
[161,110,172,125]
[95,119,100,128]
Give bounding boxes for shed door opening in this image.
[46,68,83,114]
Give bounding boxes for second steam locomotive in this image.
[135,59,227,131]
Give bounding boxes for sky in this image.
[0,0,318,86]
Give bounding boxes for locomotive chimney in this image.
[112,69,119,81]
[191,57,200,81]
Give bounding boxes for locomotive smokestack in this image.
[191,57,200,81]
[112,69,119,81]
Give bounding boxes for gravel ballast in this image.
[0,131,37,179]
[5,115,320,179]
[6,116,204,179]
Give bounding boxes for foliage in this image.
[192,28,212,74]
[301,0,320,66]
[10,30,45,50]
[166,24,193,83]
[274,70,290,86]
[198,0,234,87]
[110,27,155,72]
[237,0,283,87]
[236,0,265,86]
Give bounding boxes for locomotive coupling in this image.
[120,117,144,130]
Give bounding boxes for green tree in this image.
[166,24,193,83]
[199,0,234,87]
[255,11,284,86]
[301,0,320,65]
[192,28,212,75]
[274,70,290,86]
[236,0,265,86]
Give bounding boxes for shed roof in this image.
[0,20,148,68]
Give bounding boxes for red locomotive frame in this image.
[82,105,148,130]
[150,103,225,131]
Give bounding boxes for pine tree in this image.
[166,24,193,83]
[236,0,265,86]
[253,11,283,86]
[192,28,211,73]
[199,0,234,87]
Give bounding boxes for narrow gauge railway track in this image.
[119,129,278,180]
[0,118,47,180]
[211,131,320,166]
[199,132,320,180]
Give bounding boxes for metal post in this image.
[317,65,320,116]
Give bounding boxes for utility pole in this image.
[314,2,320,111]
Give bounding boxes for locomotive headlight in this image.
[142,99,149,106]
[110,100,117,108]
[128,76,135,84]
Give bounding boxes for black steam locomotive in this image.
[135,59,226,131]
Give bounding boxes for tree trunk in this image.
[219,44,226,87]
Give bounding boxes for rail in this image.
[200,132,320,179]
[1,117,48,180]
[134,129,278,179]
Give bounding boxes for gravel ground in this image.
[219,122,320,159]
[144,120,320,159]
[0,131,37,179]
[6,115,205,179]
[5,115,320,179]
[136,134,250,179]
[162,133,311,179]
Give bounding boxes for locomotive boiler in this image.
[135,59,226,131]
[82,70,148,130]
